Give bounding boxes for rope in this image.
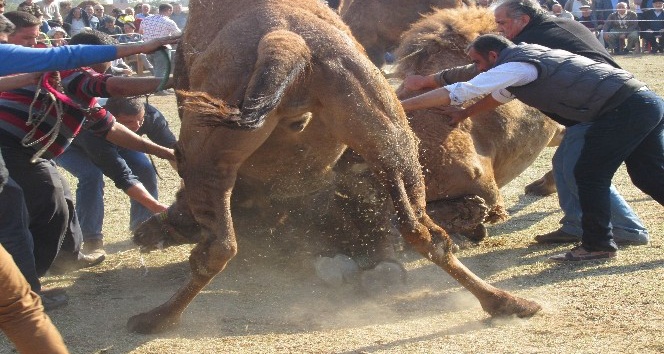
[21,73,66,163]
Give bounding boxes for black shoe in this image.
[534,229,580,244]
[49,252,106,275]
[38,288,69,311]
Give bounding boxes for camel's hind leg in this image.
[318,68,540,317]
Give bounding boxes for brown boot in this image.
[82,239,105,256]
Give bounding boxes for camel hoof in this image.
[313,254,360,287]
[133,215,167,253]
[481,291,542,318]
[127,308,181,334]
[360,261,407,294]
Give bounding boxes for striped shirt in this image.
[0,69,116,159]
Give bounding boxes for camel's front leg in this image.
[383,168,541,317]
[127,236,236,333]
[127,163,239,334]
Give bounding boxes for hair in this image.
[69,29,114,45]
[468,34,514,57]
[0,14,15,35]
[3,11,41,30]
[18,4,43,17]
[158,3,173,13]
[494,0,546,20]
[105,97,145,117]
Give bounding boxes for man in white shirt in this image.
[139,3,181,86]
[401,34,664,262]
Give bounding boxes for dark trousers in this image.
[0,178,40,291]
[575,90,664,251]
[0,146,83,275]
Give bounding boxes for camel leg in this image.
[525,169,557,196]
[127,115,280,334]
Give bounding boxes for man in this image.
[576,4,601,34]
[136,3,151,19]
[3,11,39,47]
[552,3,575,19]
[84,4,99,29]
[603,2,640,54]
[35,0,61,25]
[140,3,181,84]
[55,97,177,255]
[0,30,176,278]
[642,0,664,53]
[170,2,187,30]
[397,0,649,246]
[401,34,664,261]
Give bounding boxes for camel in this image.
[394,7,564,240]
[339,0,469,67]
[127,0,541,334]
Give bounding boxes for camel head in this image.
[395,7,497,77]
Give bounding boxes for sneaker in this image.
[38,288,69,311]
[549,245,617,262]
[534,229,579,244]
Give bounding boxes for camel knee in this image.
[189,241,237,279]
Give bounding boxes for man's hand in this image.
[434,106,469,126]
[396,74,439,99]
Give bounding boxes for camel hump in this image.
[180,30,312,130]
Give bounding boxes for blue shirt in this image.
[0,44,117,76]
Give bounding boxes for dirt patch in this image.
[1,55,662,354]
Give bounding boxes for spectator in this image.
[603,2,640,54]
[577,4,601,33]
[397,0,649,248]
[642,0,664,52]
[92,4,105,28]
[46,26,67,46]
[136,3,151,19]
[0,30,176,281]
[119,21,154,74]
[0,0,4,14]
[98,14,122,37]
[170,2,187,29]
[64,6,90,36]
[592,0,616,22]
[55,98,177,255]
[17,0,40,17]
[111,7,124,27]
[58,0,72,18]
[35,0,61,25]
[564,0,590,18]
[16,3,50,33]
[85,4,99,29]
[3,11,40,47]
[123,6,136,24]
[140,3,181,84]
[552,3,575,18]
[400,33,664,261]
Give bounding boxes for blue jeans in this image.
[55,147,159,241]
[575,90,664,251]
[553,122,649,244]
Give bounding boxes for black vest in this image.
[495,44,644,122]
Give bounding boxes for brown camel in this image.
[339,0,468,66]
[127,0,541,334]
[394,7,564,239]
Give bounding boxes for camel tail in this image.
[179,30,311,131]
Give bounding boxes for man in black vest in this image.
[398,0,651,247]
[401,34,664,261]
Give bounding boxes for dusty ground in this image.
[1,55,663,354]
